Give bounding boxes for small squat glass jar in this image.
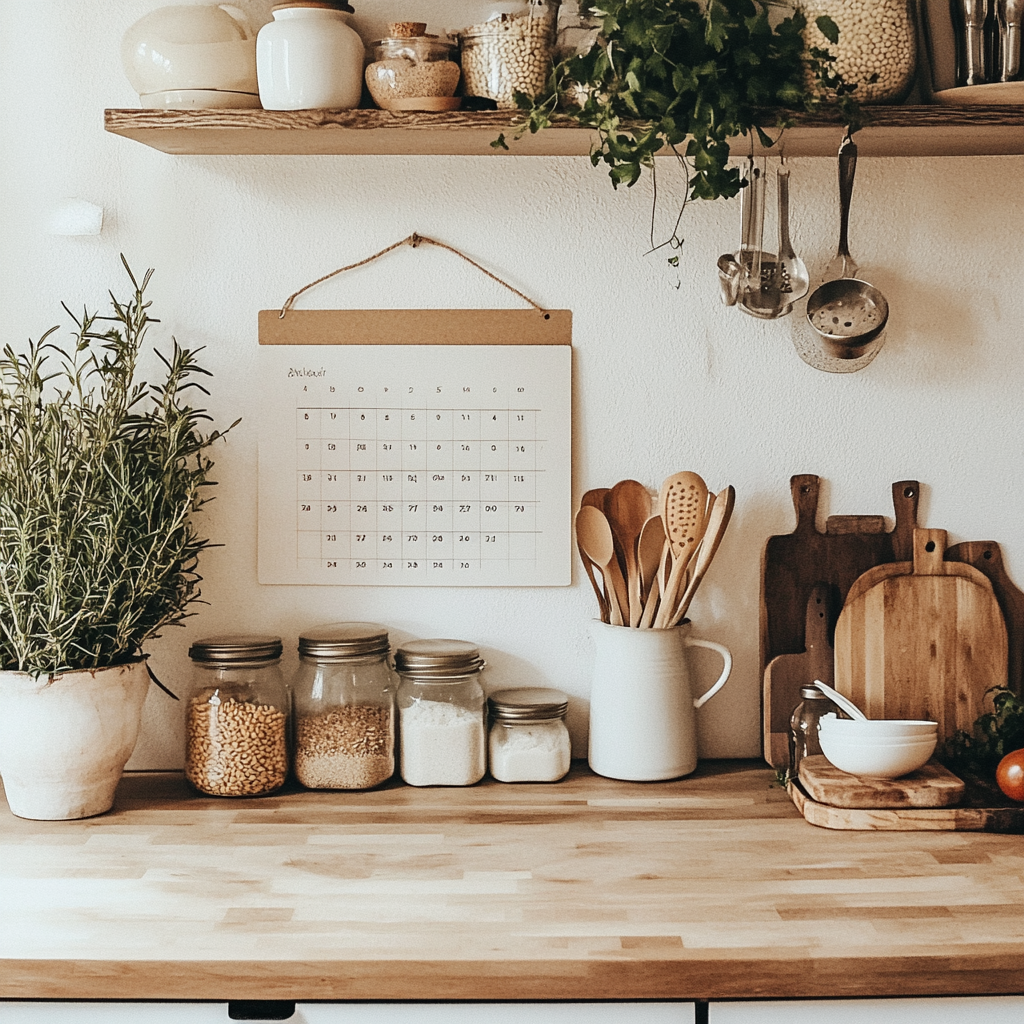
[395,639,486,787]
[488,687,571,782]
[185,635,289,797]
[800,0,917,104]
[365,32,461,110]
[293,623,395,790]
[789,685,839,777]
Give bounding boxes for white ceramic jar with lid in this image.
[293,622,395,790]
[394,639,486,787]
[488,687,571,782]
[256,1,365,110]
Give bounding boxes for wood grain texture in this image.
[258,310,573,346]
[947,541,1024,697]
[798,755,965,808]
[761,477,920,763]
[103,106,1024,157]
[763,584,835,769]
[835,529,1008,742]
[2,763,1024,1001]
[789,777,1024,833]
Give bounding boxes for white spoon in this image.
[813,679,868,721]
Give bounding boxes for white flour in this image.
[400,700,485,786]
[489,723,571,782]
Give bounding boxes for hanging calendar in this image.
[257,309,572,587]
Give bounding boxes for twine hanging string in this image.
[279,233,545,317]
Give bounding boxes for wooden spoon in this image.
[577,488,610,622]
[654,471,709,629]
[666,485,735,628]
[575,505,629,627]
[637,515,666,628]
[604,480,652,627]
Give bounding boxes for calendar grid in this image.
[259,344,571,587]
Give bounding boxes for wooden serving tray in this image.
[788,773,1024,832]
[798,755,964,808]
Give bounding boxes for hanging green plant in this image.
[495,0,859,203]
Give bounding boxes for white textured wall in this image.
[2,1,1023,768]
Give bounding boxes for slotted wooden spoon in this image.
[666,485,735,628]
[654,472,709,629]
[575,504,629,627]
[605,480,652,627]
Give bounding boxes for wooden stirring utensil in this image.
[605,480,652,627]
[666,485,735,628]
[637,514,666,628]
[575,505,629,626]
[654,472,709,629]
[577,488,610,622]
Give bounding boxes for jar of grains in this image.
[394,639,486,786]
[800,0,917,103]
[488,688,571,783]
[365,28,461,110]
[185,635,289,797]
[458,1,560,108]
[293,622,395,789]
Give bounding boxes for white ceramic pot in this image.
[0,660,150,820]
[256,3,365,110]
[588,622,732,781]
[121,4,260,108]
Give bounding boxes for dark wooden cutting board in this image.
[946,540,1024,697]
[760,476,920,761]
[762,584,834,769]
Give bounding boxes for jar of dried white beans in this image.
[800,0,917,103]
[395,639,486,787]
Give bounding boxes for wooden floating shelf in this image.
[105,105,1024,158]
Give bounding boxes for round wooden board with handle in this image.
[834,528,1007,742]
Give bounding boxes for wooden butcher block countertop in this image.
[1,761,1023,1002]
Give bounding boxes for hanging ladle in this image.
[805,133,889,360]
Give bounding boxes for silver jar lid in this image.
[188,635,283,663]
[489,687,569,722]
[298,622,389,660]
[393,638,484,678]
[800,686,833,700]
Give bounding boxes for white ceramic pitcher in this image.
[588,621,732,781]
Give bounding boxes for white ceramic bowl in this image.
[818,713,938,739]
[817,730,937,779]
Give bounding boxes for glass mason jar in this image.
[185,635,289,797]
[789,685,839,776]
[458,1,561,108]
[395,639,486,786]
[488,687,571,782]
[800,0,918,103]
[293,622,395,790]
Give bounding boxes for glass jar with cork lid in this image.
[394,639,486,786]
[365,22,462,111]
[293,622,395,790]
[185,635,290,797]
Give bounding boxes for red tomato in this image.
[996,749,1024,802]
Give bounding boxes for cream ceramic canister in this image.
[587,621,732,781]
[256,1,365,111]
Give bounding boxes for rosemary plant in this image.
[0,259,237,675]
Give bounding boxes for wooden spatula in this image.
[605,480,652,627]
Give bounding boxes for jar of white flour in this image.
[488,688,571,783]
[395,639,486,786]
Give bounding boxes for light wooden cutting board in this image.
[834,528,1008,742]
